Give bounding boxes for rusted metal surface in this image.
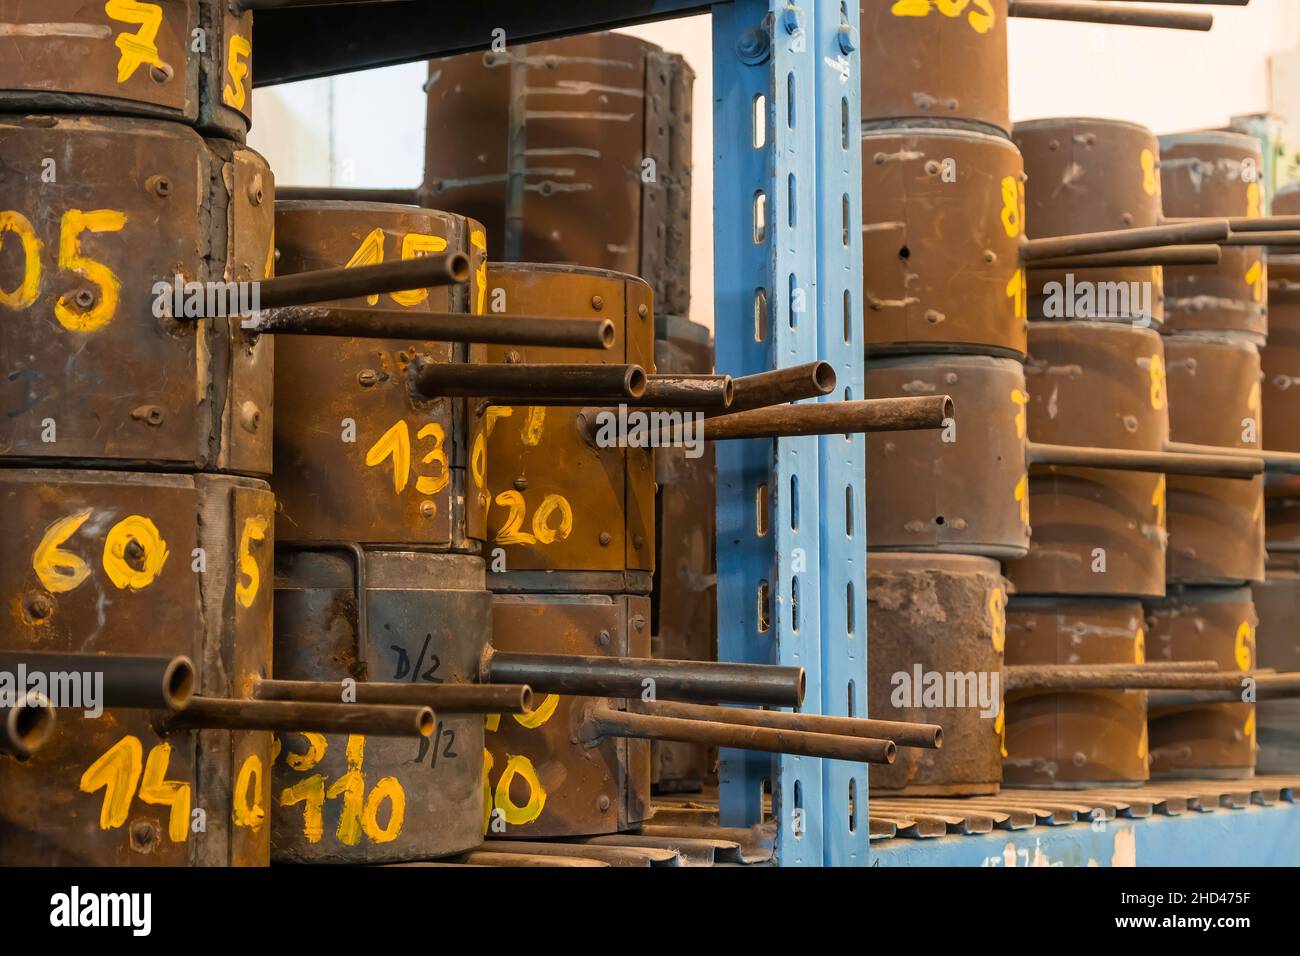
[860,0,1010,135]
[472,263,655,573]
[651,317,715,793]
[867,553,1006,796]
[697,396,952,440]
[0,0,253,139]
[867,355,1028,558]
[1005,321,1167,597]
[1003,597,1149,789]
[1250,561,1300,773]
[1014,117,1166,326]
[0,468,275,865]
[722,361,836,412]
[487,580,652,838]
[1164,333,1265,585]
[422,33,693,314]
[1146,587,1258,780]
[0,114,274,473]
[271,201,484,548]
[271,549,490,862]
[1159,131,1267,341]
[861,126,1027,357]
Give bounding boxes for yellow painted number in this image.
[81,735,191,843]
[105,0,166,84]
[235,514,270,609]
[0,211,42,309]
[222,34,252,110]
[55,210,127,332]
[1234,621,1253,671]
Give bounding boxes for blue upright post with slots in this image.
[712,0,866,866]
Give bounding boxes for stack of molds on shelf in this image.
[857,0,1260,799]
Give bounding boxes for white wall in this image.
[252,3,1300,332]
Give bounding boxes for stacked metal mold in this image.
[0,1,456,865]
[859,1,1257,797]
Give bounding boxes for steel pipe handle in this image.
[0,652,194,711]
[581,706,896,764]
[482,651,806,706]
[254,679,534,714]
[696,396,952,441]
[1022,219,1229,262]
[1027,442,1263,479]
[415,362,647,401]
[155,696,434,737]
[1008,1,1213,31]
[256,253,470,309]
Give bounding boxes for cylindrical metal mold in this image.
[0,0,253,140]
[1249,559,1300,773]
[421,33,694,315]
[1159,131,1267,341]
[861,126,1026,357]
[0,114,274,474]
[1145,587,1257,779]
[471,263,656,573]
[1014,117,1165,326]
[270,550,490,862]
[0,468,275,865]
[1164,333,1265,584]
[867,553,1006,796]
[1003,597,1149,789]
[866,355,1029,558]
[486,571,653,838]
[860,0,1010,136]
[650,316,717,793]
[271,201,487,549]
[1004,321,1167,597]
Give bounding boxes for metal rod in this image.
[249,307,615,349]
[156,696,434,737]
[0,694,55,758]
[630,699,943,749]
[275,185,422,204]
[689,397,951,442]
[256,254,470,309]
[1022,219,1230,261]
[1167,214,1300,232]
[253,679,534,713]
[1008,1,1213,30]
[641,374,734,410]
[0,652,194,711]
[414,362,647,401]
[483,651,806,706]
[1005,668,1266,691]
[1223,231,1300,246]
[581,707,896,764]
[1149,674,1300,706]
[722,362,837,413]
[1026,442,1263,478]
[1162,441,1300,475]
[1027,244,1221,270]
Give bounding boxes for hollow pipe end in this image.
[517,685,535,713]
[447,252,471,283]
[813,362,837,395]
[163,656,197,711]
[625,366,648,399]
[796,669,807,707]
[7,693,55,756]
[415,707,436,737]
[931,726,944,750]
[883,740,897,765]
[941,395,955,422]
[599,320,617,349]
[721,376,736,408]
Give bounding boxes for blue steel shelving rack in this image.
[255,0,870,867]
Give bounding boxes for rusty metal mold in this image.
[0,0,253,140]
[1014,117,1166,326]
[422,33,693,315]
[1005,321,1167,597]
[271,201,486,548]
[0,114,274,473]
[866,354,1029,558]
[472,263,655,574]
[1250,559,1300,773]
[271,550,489,862]
[651,316,717,794]
[0,468,274,865]
[1164,333,1265,585]
[1146,586,1258,780]
[487,577,652,839]
[861,125,1026,357]
[1159,131,1267,341]
[867,553,1006,796]
[1004,597,1149,789]
[860,0,1010,136]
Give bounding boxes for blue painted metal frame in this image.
[712,0,866,866]
[869,804,1300,867]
